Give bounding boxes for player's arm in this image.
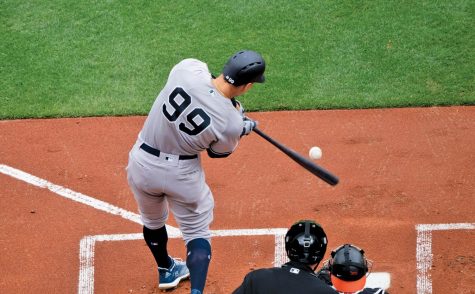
[206,122,241,159]
[206,147,232,158]
[230,98,257,136]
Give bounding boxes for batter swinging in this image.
[126,50,266,294]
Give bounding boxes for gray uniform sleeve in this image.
[207,121,242,158]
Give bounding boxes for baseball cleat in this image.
[158,257,190,290]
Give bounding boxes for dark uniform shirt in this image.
[233,261,338,294]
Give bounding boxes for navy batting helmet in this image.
[285,220,328,265]
[222,50,265,86]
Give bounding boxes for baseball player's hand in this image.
[241,117,257,137]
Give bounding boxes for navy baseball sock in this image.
[143,225,171,269]
[186,238,211,292]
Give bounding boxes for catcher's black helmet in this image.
[222,50,265,86]
[327,244,371,292]
[285,220,328,265]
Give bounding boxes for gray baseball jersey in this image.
[140,58,244,156]
[127,58,245,243]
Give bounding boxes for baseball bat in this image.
[253,127,339,186]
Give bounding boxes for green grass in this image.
[1,0,474,119]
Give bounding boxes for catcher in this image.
[317,243,389,294]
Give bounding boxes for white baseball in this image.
[309,146,322,160]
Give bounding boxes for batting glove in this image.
[241,117,257,137]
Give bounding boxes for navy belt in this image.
[140,143,198,160]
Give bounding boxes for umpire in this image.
[232,220,338,294]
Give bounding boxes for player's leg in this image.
[186,238,212,294]
[143,225,171,269]
[167,160,214,294]
[171,205,213,294]
[127,145,190,280]
[127,159,171,268]
[127,157,190,289]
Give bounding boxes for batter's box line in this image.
[416,222,475,294]
[0,164,390,292]
[0,164,289,292]
[78,229,288,294]
[78,231,391,294]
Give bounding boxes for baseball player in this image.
[317,244,389,294]
[232,220,338,294]
[126,50,265,294]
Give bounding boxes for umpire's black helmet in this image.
[222,50,265,86]
[285,220,328,265]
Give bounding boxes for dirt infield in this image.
[1,106,474,294]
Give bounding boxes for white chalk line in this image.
[0,164,142,225]
[0,163,390,293]
[0,164,289,292]
[416,223,475,232]
[78,232,390,294]
[416,222,475,294]
[78,231,288,294]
